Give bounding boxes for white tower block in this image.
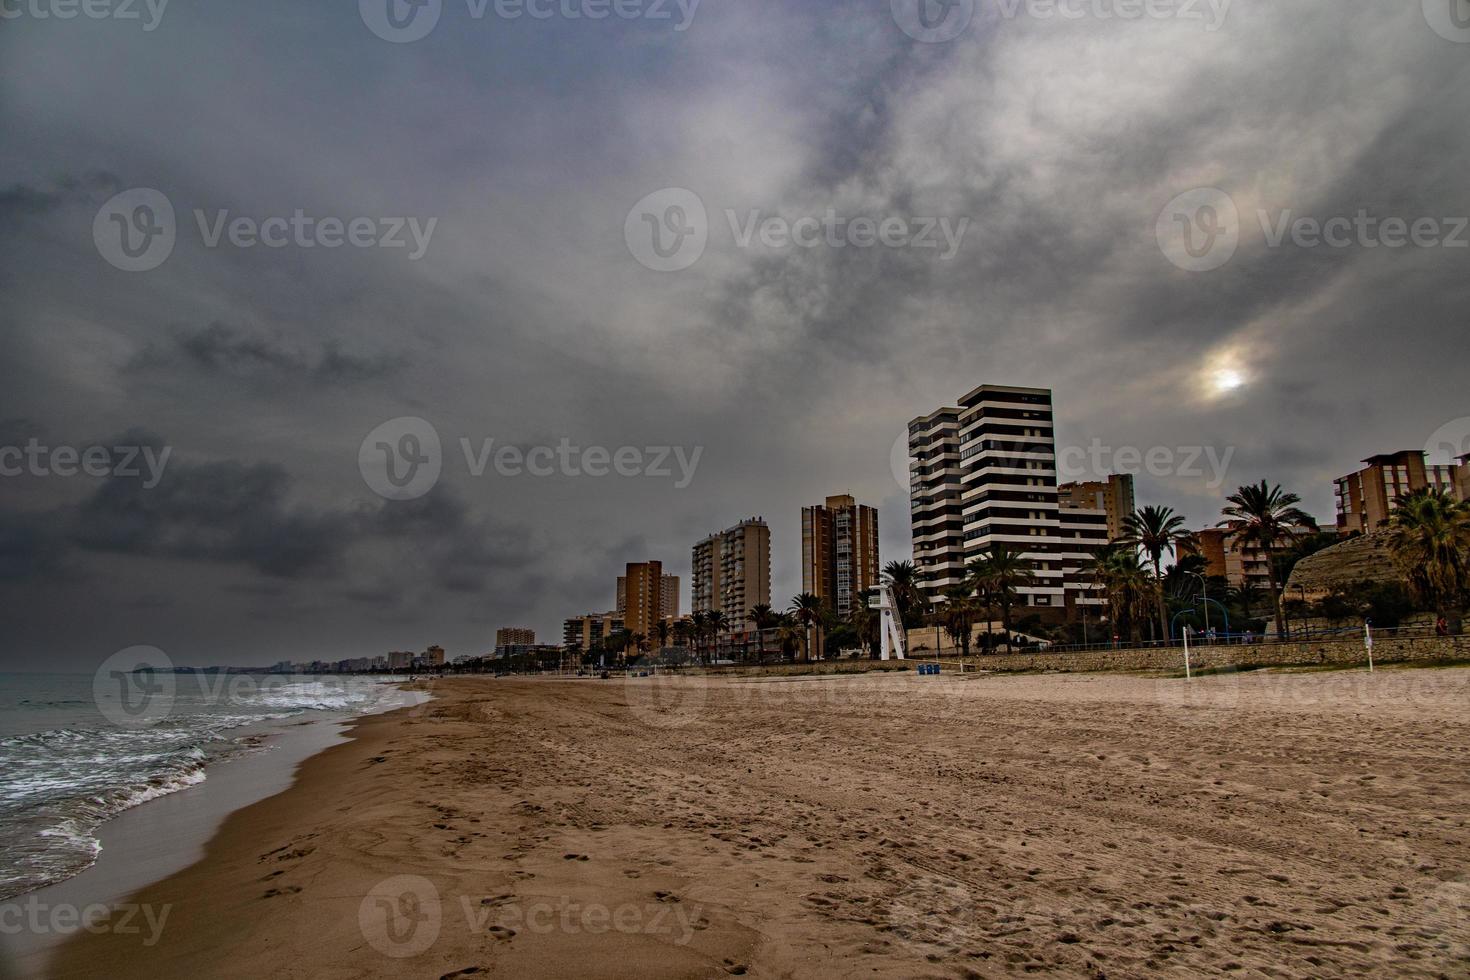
[871,582,907,661]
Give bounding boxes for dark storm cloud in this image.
[1,0,1466,665]
[129,322,406,386]
[0,173,120,219]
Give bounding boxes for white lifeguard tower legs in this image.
[872,583,907,661]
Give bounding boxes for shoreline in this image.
[31,670,1470,978]
[0,684,429,979]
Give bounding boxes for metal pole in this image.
[1201,576,1210,641]
[1183,625,1192,680]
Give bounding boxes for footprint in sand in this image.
[261,885,302,898]
[722,959,748,975]
[563,854,590,861]
[487,926,517,942]
[623,870,642,879]
[440,968,483,979]
[653,891,680,904]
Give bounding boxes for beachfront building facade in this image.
[907,384,1108,614]
[908,406,966,604]
[1334,450,1466,535]
[616,570,680,622]
[692,517,771,629]
[495,627,536,648]
[620,561,674,639]
[1058,474,1136,543]
[562,611,625,654]
[801,494,879,619]
[1181,527,1273,592]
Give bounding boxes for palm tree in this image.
[848,591,879,659]
[1084,544,1154,645]
[882,560,924,627]
[1219,481,1315,640]
[1386,488,1470,621]
[776,614,804,662]
[653,619,671,654]
[1122,505,1193,642]
[969,545,1034,651]
[608,629,632,668]
[749,603,779,664]
[706,610,728,663]
[941,584,976,659]
[965,556,996,652]
[690,610,709,666]
[672,618,693,656]
[789,592,824,662]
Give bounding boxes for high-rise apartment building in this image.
[619,561,672,638]
[1058,474,1136,542]
[495,627,536,648]
[692,518,771,629]
[908,385,1108,612]
[801,495,879,618]
[908,407,966,600]
[1335,450,1461,535]
[617,571,680,621]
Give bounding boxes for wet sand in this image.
[46,668,1470,978]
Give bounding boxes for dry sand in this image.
[49,666,1470,978]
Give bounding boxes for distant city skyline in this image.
[3,0,1467,668]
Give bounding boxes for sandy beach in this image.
[44,667,1470,978]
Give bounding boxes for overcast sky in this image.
[2,0,1467,669]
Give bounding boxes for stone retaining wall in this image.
[971,635,1470,674]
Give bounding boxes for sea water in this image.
[0,672,404,900]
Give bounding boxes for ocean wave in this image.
[0,678,404,900]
